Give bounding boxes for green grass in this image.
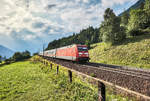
[0,61,98,101]
[0,60,133,101]
[89,34,150,69]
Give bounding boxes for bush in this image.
[33,52,38,56]
[128,29,143,36]
[5,59,12,64]
[143,27,150,33]
[12,50,31,62]
[12,52,23,61]
[22,50,31,59]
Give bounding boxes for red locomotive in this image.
[40,44,89,62]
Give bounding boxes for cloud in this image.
[32,22,45,29]
[101,0,137,8]
[0,0,138,53]
[46,4,57,10]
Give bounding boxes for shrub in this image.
[5,59,12,64]
[12,50,31,62]
[128,29,143,36]
[12,52,23,61]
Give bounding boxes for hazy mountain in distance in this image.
[0,45,14,58]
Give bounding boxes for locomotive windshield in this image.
[78,47,88,52]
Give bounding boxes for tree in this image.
[33,52,38,56]
[134,9,147,28]
[45,25,100,50]
[121,12,129,28]
[85,40,91,49]
[3,56,6,60]
[127,8,149,36]
[5,59,11,64]
[22,50,31,59]
[144,0,150,11]
[0,55,2,63]
[100,8,126,44]
[12,50,31,62]
[12,52,23,61]
[144,0,150,28]
[128,0,150,36]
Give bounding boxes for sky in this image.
[0,0,138,53]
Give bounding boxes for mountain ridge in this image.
[0,45,14,58]
[120,0,145,16]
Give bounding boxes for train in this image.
[39,44,90,62]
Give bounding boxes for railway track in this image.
[51,58,150,80]
[44,57,150,97]
[84,62,150,80]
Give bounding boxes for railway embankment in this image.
[89,34,150,69]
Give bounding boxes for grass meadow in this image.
[0,58,133,101]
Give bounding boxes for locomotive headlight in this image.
[79,53,83,55]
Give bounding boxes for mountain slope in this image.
[0,45,14,58]
[89,34,150,69]
[129,0,145,9]
[120,0,145,16]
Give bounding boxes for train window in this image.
[78,47,88,52]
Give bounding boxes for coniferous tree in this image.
[85,40,91,49]
[46,26,100,50]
